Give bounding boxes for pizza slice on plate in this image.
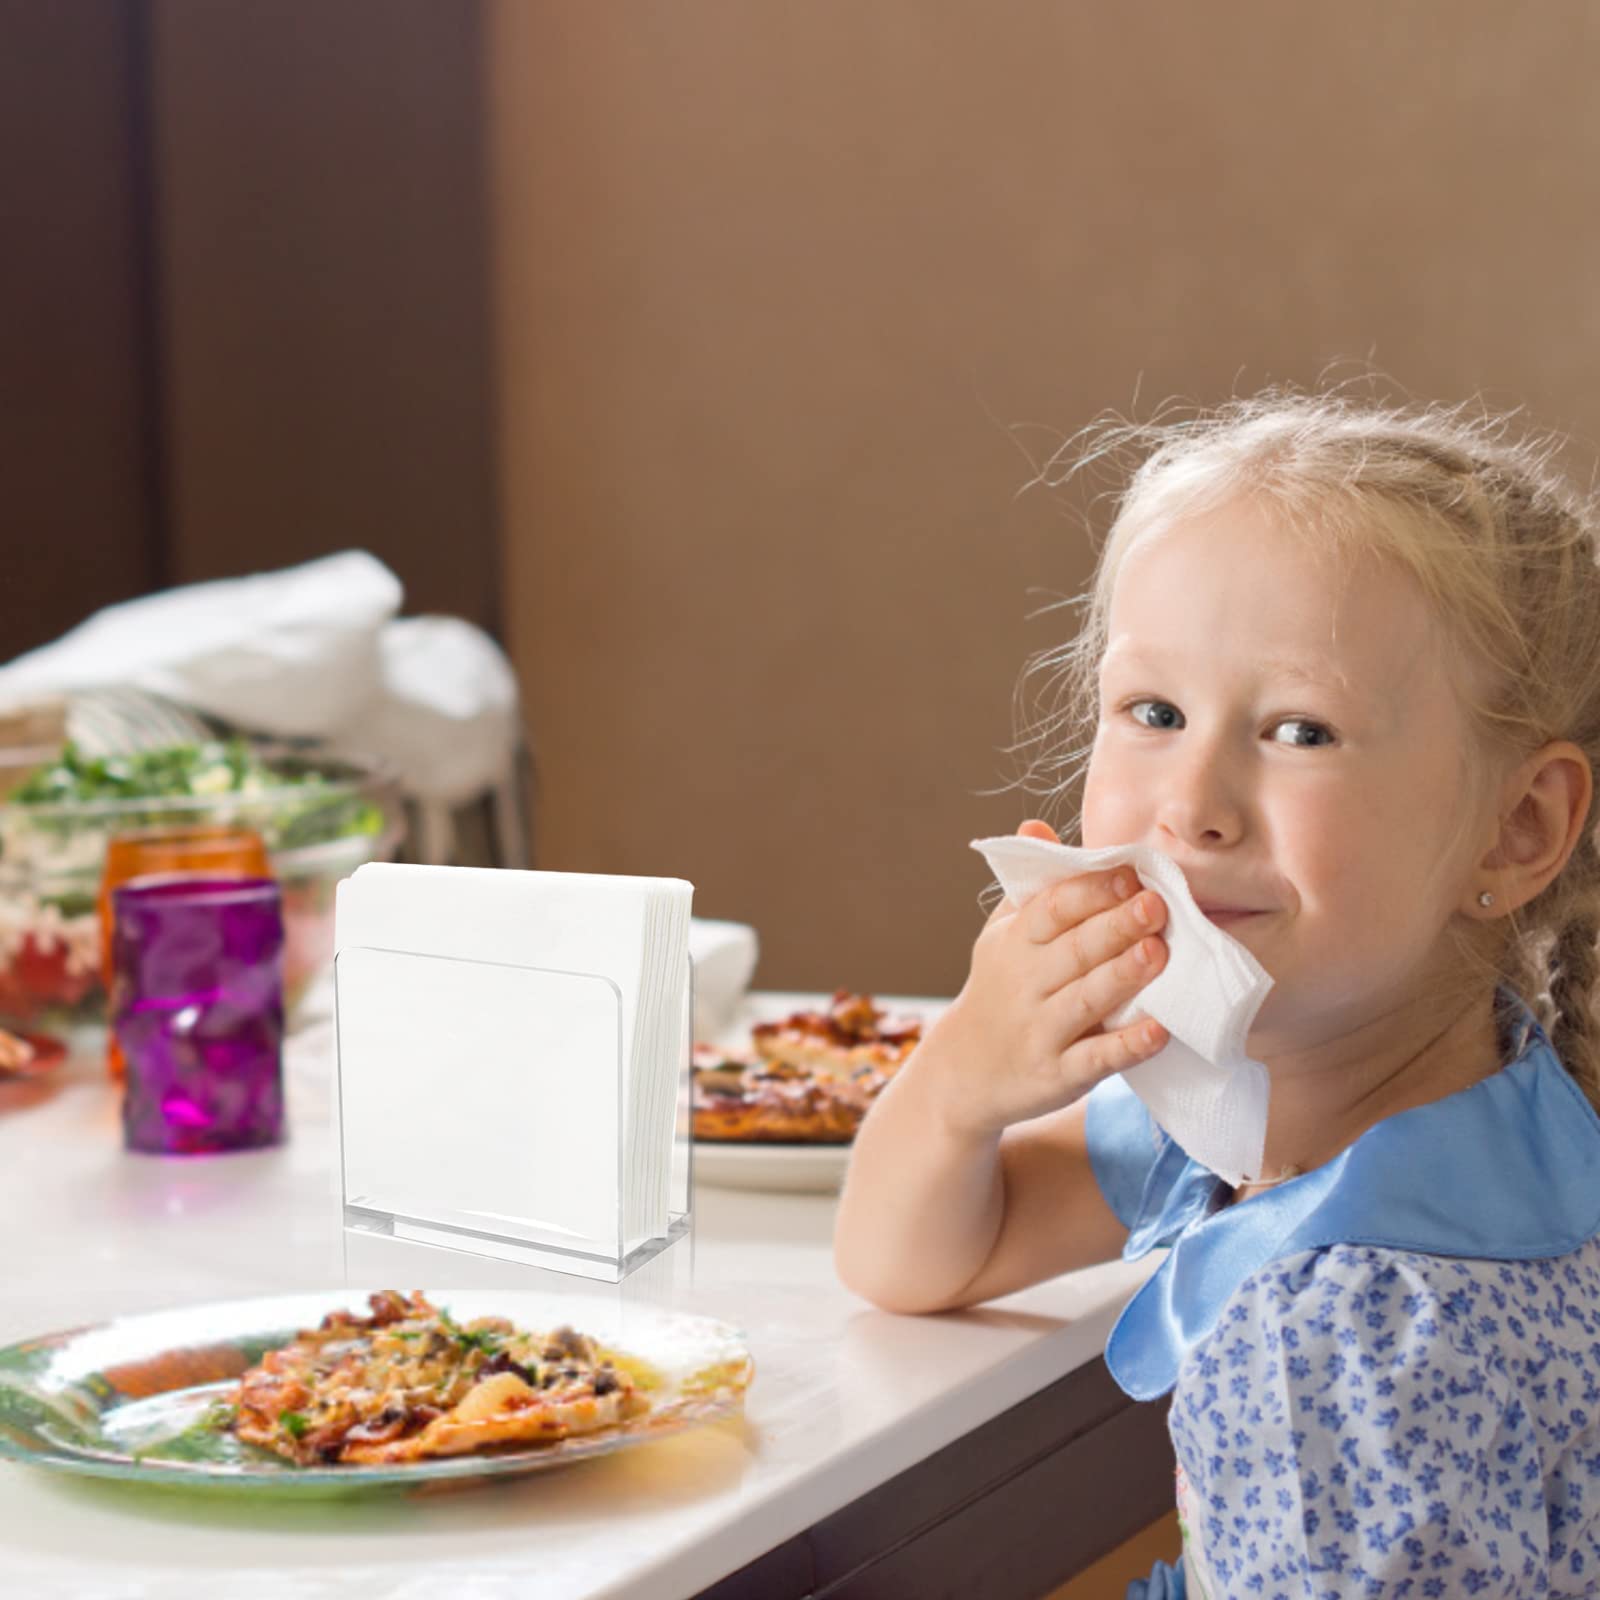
[228,1290,648,1465]
[691,991,923,1143]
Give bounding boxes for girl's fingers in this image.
[1020,867,1138,945]
[1039,888,1167,996]
[1040,925,1170,1047]
[1062,1016,1170,1089]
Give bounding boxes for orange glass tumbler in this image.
[98,825,273,1079]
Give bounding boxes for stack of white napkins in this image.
[334,863,693,1260]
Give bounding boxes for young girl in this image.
[834,391,1600,1597]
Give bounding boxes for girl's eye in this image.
[1126,700,1337,748]
[1271,718,1335,748]
[1127,699,1184,730]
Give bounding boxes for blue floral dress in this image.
[1085,997,1600,1599]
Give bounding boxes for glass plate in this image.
[0,1289,753,1497]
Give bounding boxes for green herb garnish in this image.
[439,1309,500,1355]
[279,1409,310,1439]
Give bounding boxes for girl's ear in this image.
[1476,741,1594,914]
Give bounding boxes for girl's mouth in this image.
[1201,909,1265,928]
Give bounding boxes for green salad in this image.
[6,740,388,855]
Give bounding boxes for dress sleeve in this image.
[1171,1244,1545,1599]
[1084,1075,1164,1230]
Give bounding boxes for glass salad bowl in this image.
[0,741,406,1032]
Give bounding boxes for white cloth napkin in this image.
[688,918,760,1037]
[0,552,521,811]
[0,551,399,733]
[972,835,1274,1185]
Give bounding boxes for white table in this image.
[0,994,1165,1599]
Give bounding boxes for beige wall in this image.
[10,4,1599,994]
[484,3,1600,995]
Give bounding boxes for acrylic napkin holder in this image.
[332,866,694,1295]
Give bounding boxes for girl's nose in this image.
[1156,740,1246,849]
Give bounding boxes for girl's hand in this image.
[922,819,1170,1140]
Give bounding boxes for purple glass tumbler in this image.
[111,876,285,1155]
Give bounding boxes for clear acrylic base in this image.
[342,1204,693,1285]
[342,1208,697,1320]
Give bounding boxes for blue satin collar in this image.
[1104,996,1600,1400]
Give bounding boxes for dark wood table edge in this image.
[693,1356,1173,1600]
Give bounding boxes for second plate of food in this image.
[692,991,947,1192]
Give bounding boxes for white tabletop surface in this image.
[0,991,1157,1600]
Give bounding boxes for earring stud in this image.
[1478,890,1495,909]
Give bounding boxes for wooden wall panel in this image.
[0,1,158,657]
[148,0,500,633]
[488,2,1600,993]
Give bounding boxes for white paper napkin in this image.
[688,918,759,1036]
[972,836,1275,1185]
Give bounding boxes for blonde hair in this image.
[1010,387,1600,1106]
